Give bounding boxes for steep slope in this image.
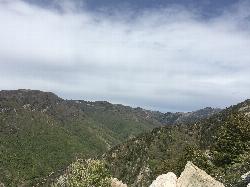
[104,100,250,187]
[0,89,221,186]
[0,90,160,186]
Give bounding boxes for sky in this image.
[0,0,250,112]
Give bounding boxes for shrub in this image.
[51,159,111,187]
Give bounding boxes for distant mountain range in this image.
[0,89,221,186]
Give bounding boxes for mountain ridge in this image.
[0,89,222,186]
[103,99,250,187]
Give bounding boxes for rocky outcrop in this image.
[149,172,177,187]
[241,171,250,187]
[177,162,224,187]
[241,171,250,183]
[111,178,127,187]
[150,162,224,187]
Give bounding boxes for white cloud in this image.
[0,0,250,111]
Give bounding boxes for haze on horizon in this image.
[0,0,250,112]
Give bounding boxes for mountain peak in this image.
[0,89,62,104]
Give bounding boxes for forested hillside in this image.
[104,100,250,187]
[0,89,221,186]
[0,90,157,186]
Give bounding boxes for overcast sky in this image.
[0,0,250,112]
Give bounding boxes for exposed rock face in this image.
[177,162,224,187]
[241,171,250,183]
[150,162,224,187]
[149,172,177,187]
[111,178,127,187]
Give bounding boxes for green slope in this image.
[0,105,108,186]
[0,89,221,186]
[0,90,162,186]
[104,100,250,187]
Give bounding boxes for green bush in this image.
[212,113,250,166]
[51,159,111,187]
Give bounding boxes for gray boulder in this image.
[241,171,250,183]
[149,172,177,187]
[111,178,127,187]
[177,162,224,187]
[149,161,224,187]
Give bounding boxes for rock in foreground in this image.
[150,161,224,187]
[111,178,127,187]
[177,162,224,187]
[150,172,177,187]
